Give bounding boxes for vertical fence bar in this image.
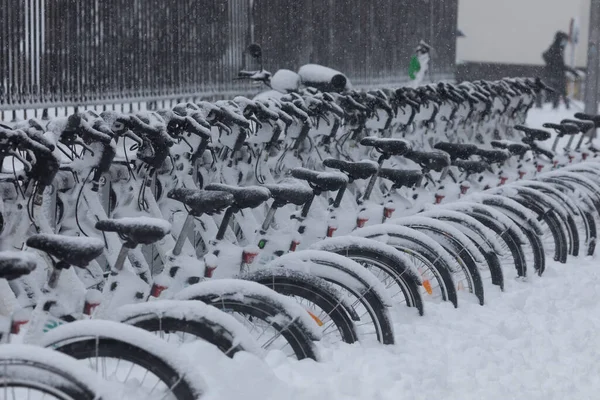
[1,0,458,115]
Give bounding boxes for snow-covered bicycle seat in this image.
[167,188,234,216]
[322,159,378,181]
[542,122,580,136]
[378,168,423,189]
[95,217,171,248]
[490,140,530,156]
[559,119,595,134]
[26,234,104,268]
[204,184,271,210]
[453,159,491,175]
[474,148,510,164]
[360,137,412,156]
[433,142,478,161]
[290,168,348,193]
[514,125,552,141]
[0,251,37,280]
[262,180,313,206]
[403,150,451,172]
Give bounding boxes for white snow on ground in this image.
[182,256,600,400]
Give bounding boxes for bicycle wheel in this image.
[469,193,545,276]
[496,185,570,263]
[241,268,358,345]
[38,320,204,400]
[516,181,582,256]
[422,208,505,291]
[311,236,424,315]
[536,177,598,256]
[113,300,261,357]
[442,202,528,278]
[174,279,320,360]
[392,216,486,305]
[352,224,458,307]
[0,344,103,400]
[263,250,395,345]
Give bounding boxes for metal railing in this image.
[1,0,458,117]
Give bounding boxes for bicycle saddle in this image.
[290,168,348,193]
[433,142,478,161]
[322,159,378,181]
[490,140,530,156]
[95,217,171,248]
[0,252,37,280]
[474,148,511,164]
[378,168,423,189]
[262,180,314,206]
[453,159,491,174]
[26,234,104,267]
[204,184,271,210]
[360,137,412,156]
[513,125,551,141]
[167,188,234,216]
[403,150,451,172]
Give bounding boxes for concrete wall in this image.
[457,0,590,67]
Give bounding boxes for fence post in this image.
[584,0,600,140]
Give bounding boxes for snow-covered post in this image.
[584,0,600,139]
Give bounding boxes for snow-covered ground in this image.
[169,104,600,400]
[187,257,600,400]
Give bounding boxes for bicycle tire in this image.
[38,320,204,400]
[174,279,320,360]
[113,300,262,357]
[392,216,486,305]
[443,202,528,278]
[0,344,103,400]
[311,236,424,315]
[241,268,359,344]
[263,250,395,345]
[422,209,505,290]
[352,225,458,307]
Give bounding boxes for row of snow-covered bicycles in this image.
[1,74,600,399]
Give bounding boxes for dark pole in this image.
[584,0,600,140]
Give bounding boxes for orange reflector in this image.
[307,311,324,326]
[423,280,433,295]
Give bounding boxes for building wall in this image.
[457,0,590,67]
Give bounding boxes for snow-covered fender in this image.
[310,236,424,315]
[390,215,486,305]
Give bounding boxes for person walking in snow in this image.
[542,31,579,109]
[408,40,431,88]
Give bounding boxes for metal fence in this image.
[1,0,458,116]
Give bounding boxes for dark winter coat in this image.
[542,32,570,95]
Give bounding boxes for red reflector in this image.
[204,265,217,278]
[326,226,337,237]
[536,164,544,172]
[151,284,168,297]
[83,301,100,316]
[499,176,508,185]
[460,185,469,195]
[289,241,300,252]
[242,251,259,264]
[383,207,395,218]
[10,319,28,335]
[356,218,369,228]
[518,171,526,179]
[434,194,445,204]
